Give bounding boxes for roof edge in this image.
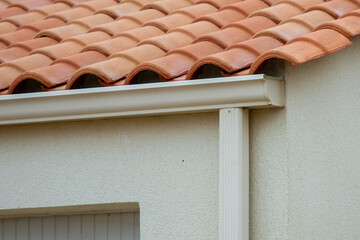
[0,74,284,125]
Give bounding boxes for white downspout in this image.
[219,108,249,240]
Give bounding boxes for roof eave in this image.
[0,74,284,126]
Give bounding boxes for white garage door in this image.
[0,212,139,240]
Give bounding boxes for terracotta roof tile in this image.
[0,0,359,94]
[0,1,9,10]
[0,46,29,63]
[20,18,66,31]
[48,7,94,22]
[10,0,53,11]
[250,29,352,73]
[0,28,38,46]
[141,0,194,14]
[96,1,142,19]
[54,0,90,7]
[126,41,224,83]
[13,37,59,51]
[253,8,338,43]
[0,7,27,19]
[76,0,118,12]
[0,37,57,63]
[250,0,324,24]
[145,3,217,32]
[196,0,243,9]
[0,22,18,34]
[90,9,165,35]
[188,36,283,78]
[195,16,277,48]
[315,9,360,36]
[0,53,52,91]
[68,44,166,87]
[307,0,360,18]
[196,0,269,27]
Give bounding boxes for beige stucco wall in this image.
[0,113,219,240]
[250,35,360,240]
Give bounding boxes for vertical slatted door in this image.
[0,212,140,240]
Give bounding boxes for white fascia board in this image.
[0,74,284,125]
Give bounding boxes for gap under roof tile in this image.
[187,36,283,79]
[250,29,352,74]
[126,41,223,83]
[0,53,53,91]
[9,50,108,93]
[306,0,360,18]
[68,44,166,88]
[315,9,360,37]
[12,62,79,90]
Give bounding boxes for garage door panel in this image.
[121,213,135,240]
[94,214,107,239]
[42,217,55,240]
[3,219,15,240]
[68,215,81,240]
[16,218,29,240]
[29,217,42,240]
[55,216,68,240]
[0,212,139,240]
[81,215,95,240]
[108,213,121,240]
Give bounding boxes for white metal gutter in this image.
[0,74,284,125]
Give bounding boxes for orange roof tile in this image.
[0,0,358,94]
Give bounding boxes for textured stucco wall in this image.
[250,36,360,240]
[0,113,219,240]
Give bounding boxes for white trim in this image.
[219,108,249,240]
[0,74,284,125]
